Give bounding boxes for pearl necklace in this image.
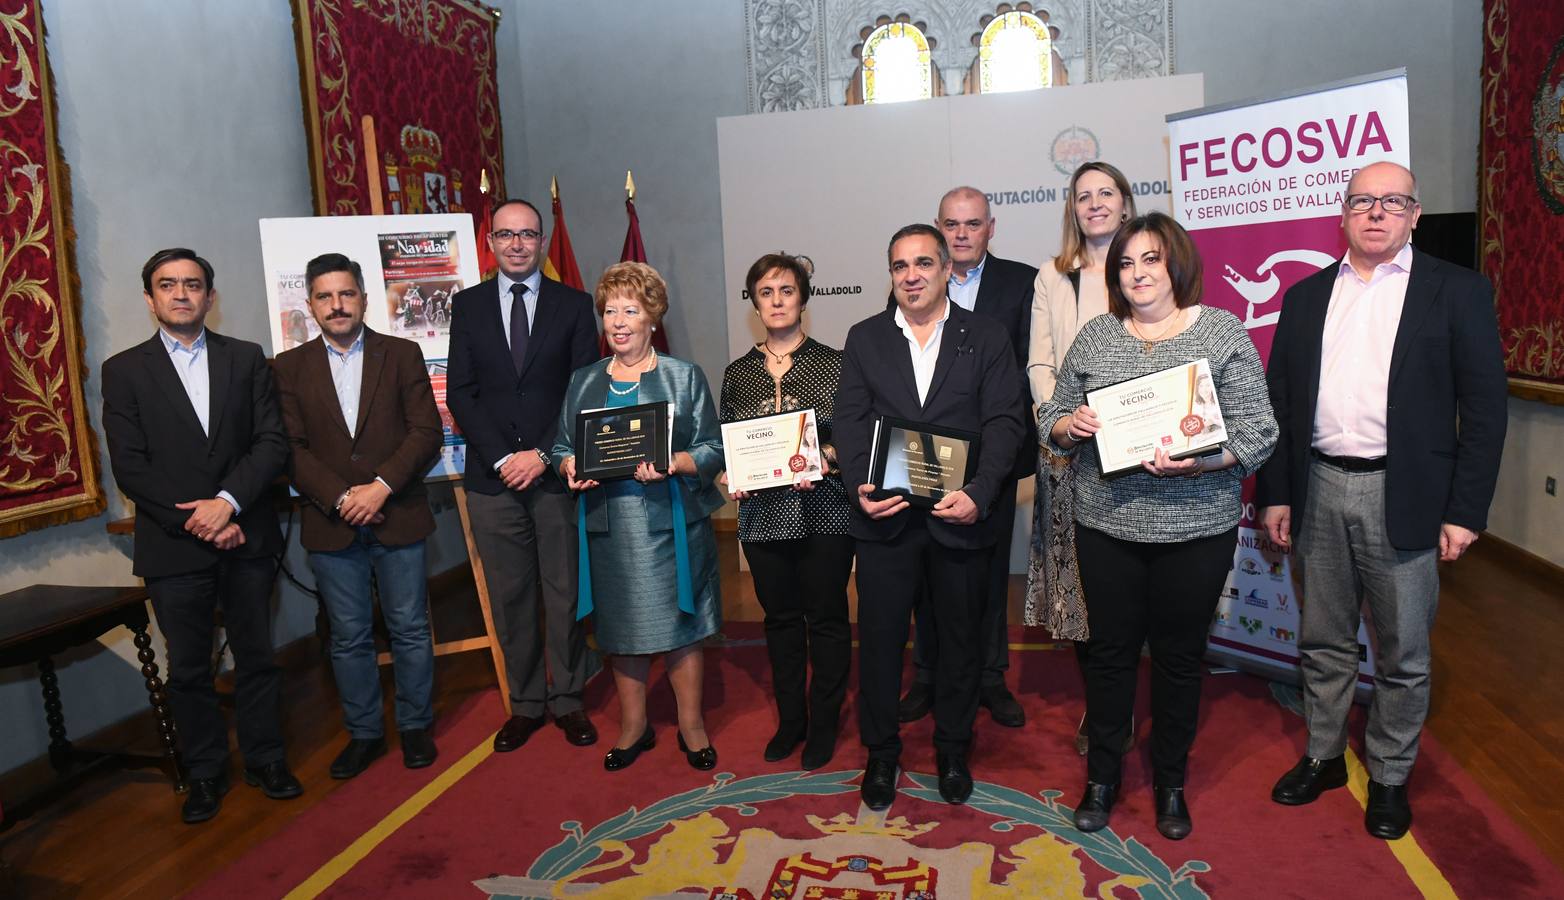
[607,349,656,394]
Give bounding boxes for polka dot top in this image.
[719,338,851,541]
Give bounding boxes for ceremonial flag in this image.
[475,169,498,279]
[615,170,669,353]
[542,177,585,291]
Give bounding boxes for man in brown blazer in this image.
[274,253,443,778]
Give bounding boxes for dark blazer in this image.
[1254,247,1508,550]
[446,275,599,495]
[102,331,287,577]
[836,302,1026,550]
[551,354,726,532]
[273,328,443,552]
[885,252,1038,476]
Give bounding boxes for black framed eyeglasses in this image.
[489,228,542,243]
[1345,193,1417,213]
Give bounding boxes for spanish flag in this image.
[541,177,585,291]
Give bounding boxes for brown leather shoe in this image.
[554,710,598,747]
[493,714,546,752]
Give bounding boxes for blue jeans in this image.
[309,531,434,737]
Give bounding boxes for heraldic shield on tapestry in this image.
[0,0,106,538]
[291,0,505,219]
[1480,0,1564,400]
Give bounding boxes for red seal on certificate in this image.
[788,454,807,473]
[1179,414,1204,436]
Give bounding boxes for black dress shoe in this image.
[677,732,718,771]
[400,729,437,769]
[1155,785,1192,840]
[1365,779,1412,840]
[897,683,932,722]
[493,714,546,753]
[936,752,974,804]
[800,724,837,770]
[554,710,599,747]
[764,721,806,762]
[1073,781,1118,832]
[243,760,303,799]
[330,737,388,779]
[860,758,899,811]
[603,728,655,771]
[181,772,230,824]
[979,684,1026,728]
[1271,754,1348,805]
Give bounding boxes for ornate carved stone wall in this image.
[744,0,1173,112]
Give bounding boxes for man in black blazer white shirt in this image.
[446,199,601,752]
[1256,162,1507,840]
[898,187,1038,730]
[837,224,1025,810]
[102,248,297,824]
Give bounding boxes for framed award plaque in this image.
[575,401,671,481]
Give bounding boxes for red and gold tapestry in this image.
[292,0,505,218]
[0,0,105,537]
[1480,0,1564,401]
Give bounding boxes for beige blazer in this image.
[1027,265,1108,406]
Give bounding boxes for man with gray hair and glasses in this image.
[1257,161,1507,840]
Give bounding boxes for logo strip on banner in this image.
[1167,69,1411,689]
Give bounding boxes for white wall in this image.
[499,0,749,394]
[1174,0,1481,215]
[0,1,480,775]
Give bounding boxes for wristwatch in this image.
[535,448,551,468]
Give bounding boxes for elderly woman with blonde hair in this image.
[554,262,726,773]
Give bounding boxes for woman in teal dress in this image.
[554,262,726,772]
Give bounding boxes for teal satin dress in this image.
[582,382,721,655]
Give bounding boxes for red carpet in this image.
[191,625,1563,898]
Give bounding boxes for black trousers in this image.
[146,555,283,780]
[1075,524,1237,788]
[911,483,1016,687]
[742,533,853,730]
[857,514,992,762]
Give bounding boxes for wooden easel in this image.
[362,115,512,716]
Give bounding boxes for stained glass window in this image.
[862,21,933,105]
[979,11,1052,94]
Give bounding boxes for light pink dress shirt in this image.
[1312,241,1414,458]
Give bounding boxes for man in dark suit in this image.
[446,199,601,751]
[897,187,1037,729]
[1256,162,1507,839]
[102,248,298,823]
[273,253,444,778]
[838,224,1026,809]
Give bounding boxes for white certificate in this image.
[1086,358,1226,475]
[720,409,824,491]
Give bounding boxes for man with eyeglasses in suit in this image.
[1257,161,1507,840]
[446,199,601,752]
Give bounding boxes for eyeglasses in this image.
[489,229,542,244]
[1345,193,1417,213]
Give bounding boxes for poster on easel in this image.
[259,213,481,479]
[1167,70,1412,692]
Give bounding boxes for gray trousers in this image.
[1294,459,1439,784]
[465,484,587,717]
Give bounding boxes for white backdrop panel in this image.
[717,75,1204,574]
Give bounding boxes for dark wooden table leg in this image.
[38,656,73,772]
[131,623,186,793]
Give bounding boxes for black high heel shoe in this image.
[677,731,718,771]
[603,728,655,771]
